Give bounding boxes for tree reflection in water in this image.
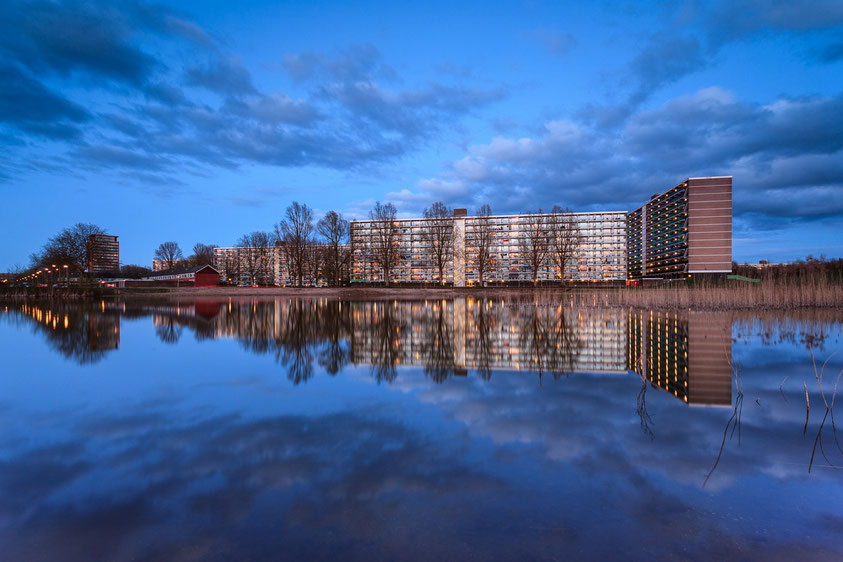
[154,315,183,344]
[517,301,582,385]
[3,302,119,364]
[423,302,455,384]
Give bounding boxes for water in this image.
[1,298,842,560]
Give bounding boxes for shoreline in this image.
[2,284,841,312]
[113,285,843,312]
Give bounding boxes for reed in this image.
[564,276,843,310]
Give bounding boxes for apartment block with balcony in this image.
[628,176,732,279]
[350,210,628,285]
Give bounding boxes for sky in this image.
[1,0,842,269]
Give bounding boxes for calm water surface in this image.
[1,298,842,560]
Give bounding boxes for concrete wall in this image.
[688,177,732,273]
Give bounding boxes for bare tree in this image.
[275,202,314,287]
[189,243,217,266]
[33,223,106,275]
[472,204,494,287]
[317,210,351,287]
[549,206,581,284]
[305,243,324,286]
[421,201,454,285]
[154,241,184,270]
[238,231,271,285]
[220,251,242,285]
[367,201,400,286]
[518,210,551,287]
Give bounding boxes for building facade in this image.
[349,176,730,285]
[627,176,732,279]
[350,210,628,285]
[87,234,119,274]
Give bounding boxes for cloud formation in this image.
[0,5,504,185]
[411,86,843,225]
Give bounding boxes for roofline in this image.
[349,210,628,223]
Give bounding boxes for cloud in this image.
[0,12,504,186]
[0,64,88,138]
[223,94,318,126]
[529,29,578,57]
[584,0,843,126]
[0,0,162,86]
[410,87,843,223]
[282,43,397,83]
[818,40,843,63]
[185,56,257,95]
[627,33,707,105]
[702,0,843,39]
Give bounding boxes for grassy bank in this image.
[4,278,841,311]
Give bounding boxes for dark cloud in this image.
[223,94,318,126]
[627,34,707,105]
[0,8,503,186]
[322,81,503,139]
[0,0,159,86]
[703,0,843,39]
[283,43,397,84]
[818,39,843,63]
[74,144,173,170]
[0,64,88,138]
[185,56,257,95]
[143,82,188,106]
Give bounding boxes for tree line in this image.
[16,199,583,288]
[212,203,353,287]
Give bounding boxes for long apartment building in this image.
[351,210,628,285]
[351,176,731,285]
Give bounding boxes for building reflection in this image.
[1,298,731,404]
[627,310,732,406]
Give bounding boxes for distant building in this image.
[213,244,348,286]
[127,265,220,287]
[87,234,119,274]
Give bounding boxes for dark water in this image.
[1,298,842,561]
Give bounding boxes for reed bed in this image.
[565,278,843,311]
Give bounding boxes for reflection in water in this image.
[6,302,120,364]
[1,299,842,560]
[627,310,732,406]
[2,298,732,404]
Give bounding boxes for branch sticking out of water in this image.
[803,382,810,437]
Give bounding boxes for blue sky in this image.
[1,0,842,268]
